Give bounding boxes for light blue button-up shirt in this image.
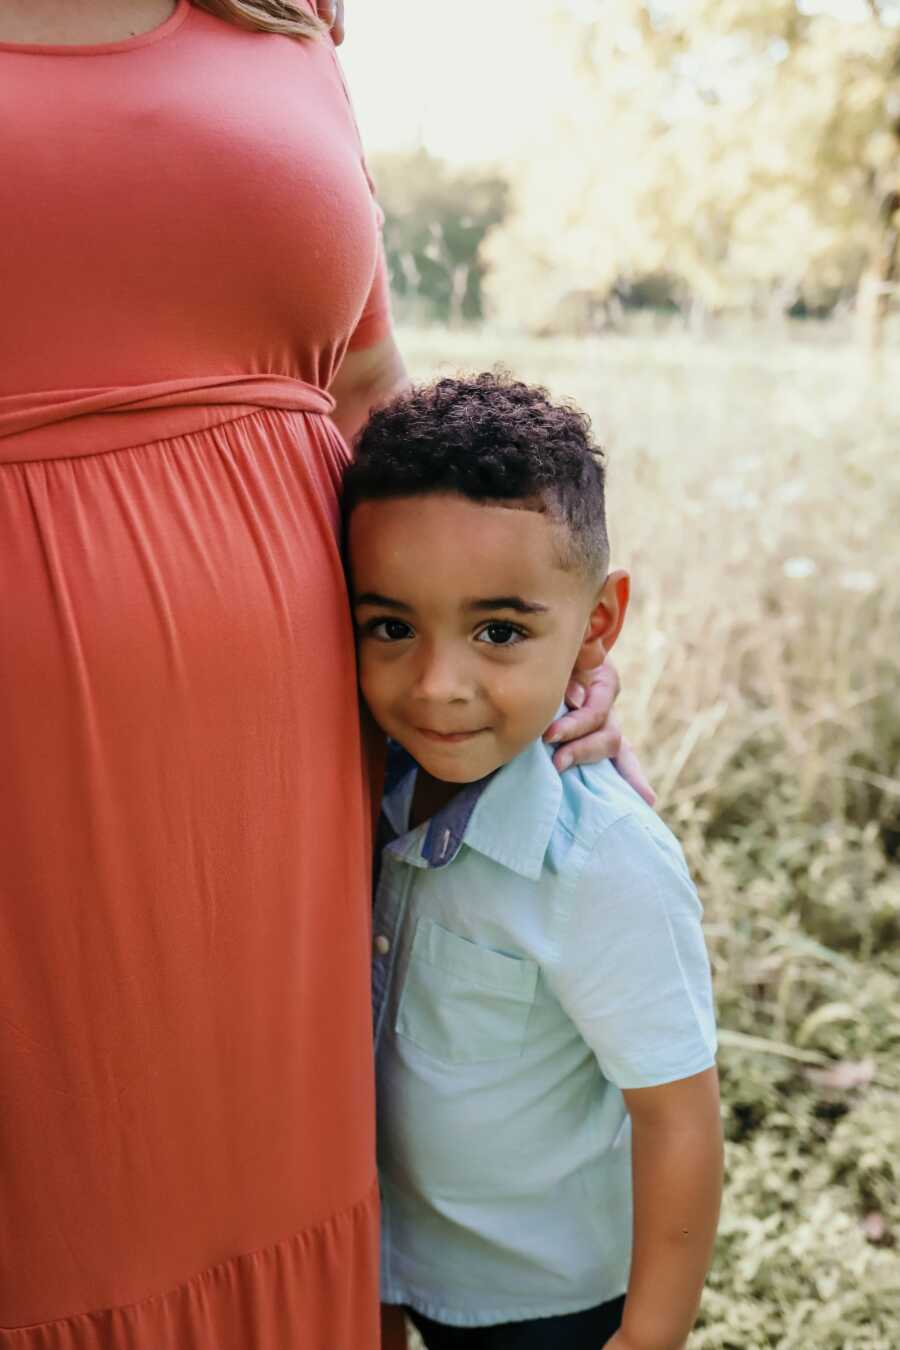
[373,736,717,1328]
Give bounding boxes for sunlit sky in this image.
[338,0,893,166]
[339,1,549,165]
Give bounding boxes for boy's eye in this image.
[368,618,414,642]
[475,622,526,647]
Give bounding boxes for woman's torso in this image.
[0,0,380,408]
[0,5,384,1341]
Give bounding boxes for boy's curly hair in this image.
[344,371,609,578]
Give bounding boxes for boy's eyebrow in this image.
[353,592,413,612]
[468,597,549,615]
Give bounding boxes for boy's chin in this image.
[429,766,489,785]
[411,744,507,785]
[414,755,489,785]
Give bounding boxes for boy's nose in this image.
[412,647,472,703]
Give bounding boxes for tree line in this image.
[371,0,900,345]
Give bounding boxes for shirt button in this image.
[373,934,391,956]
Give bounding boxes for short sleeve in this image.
[545,814,717,1090]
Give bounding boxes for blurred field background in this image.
[342,3,900,1344]
[401,328,900,1349]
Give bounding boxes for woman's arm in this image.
[329,333,410,445]
[608,1068,723,1350]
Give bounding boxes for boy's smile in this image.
[349,493,626,785]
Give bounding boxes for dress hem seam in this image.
[0,1178,378,1336]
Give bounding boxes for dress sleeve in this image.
[544,814,718,1090]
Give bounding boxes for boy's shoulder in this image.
[554,753,665,841]
[551,755,691,886]
[469,734,689,891]
[385,735,691,897]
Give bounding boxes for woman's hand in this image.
[313,0,345,44]
[543,661,655,805]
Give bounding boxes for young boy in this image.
[344,373,722,1350]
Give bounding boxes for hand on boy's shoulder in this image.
[547,663,655,807]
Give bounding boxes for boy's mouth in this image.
[415,727,487,744]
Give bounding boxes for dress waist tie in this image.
[0,374,335,464]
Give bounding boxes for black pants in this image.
[407,1295,626,1349]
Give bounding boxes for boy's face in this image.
[349,492,626,784]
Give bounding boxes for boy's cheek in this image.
[358,660,395,721]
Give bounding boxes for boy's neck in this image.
[409,768,466,830]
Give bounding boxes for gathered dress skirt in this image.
[0,394,379,1346]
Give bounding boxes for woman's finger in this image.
[576,650,619,690]
[545,664,619,745]
[545,699,617,750]
[562,676,586,709]
[613,738,656,807]
[552,723,657,806]
[552,723,622,773]
[314,0,336,24]
[597,658,621,702]
[569,658,620,709]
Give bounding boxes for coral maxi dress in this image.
[0,3,389,1345]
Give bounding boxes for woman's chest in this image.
[0,33,380,380]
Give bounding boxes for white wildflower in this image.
[783,557,818,579]
[838,570,878,594]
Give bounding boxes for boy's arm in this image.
[609,1067,723,1350]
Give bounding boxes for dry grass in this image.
[396,326,900,1348]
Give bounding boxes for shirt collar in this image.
[384,734,563,881]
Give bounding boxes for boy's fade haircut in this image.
[344,371,609,581]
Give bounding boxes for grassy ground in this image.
[396,326,900,1349]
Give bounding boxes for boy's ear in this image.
[576,570,630,671]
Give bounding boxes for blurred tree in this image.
[647,0,900,344]
[370,149,509,325]
[482,0,666,333]
[484,0,900,343]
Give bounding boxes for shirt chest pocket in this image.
[395,918,539,1064]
